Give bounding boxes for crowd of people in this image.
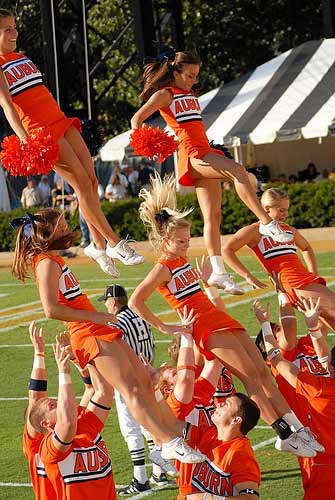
[1,7,334,499]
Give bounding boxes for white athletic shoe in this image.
[161,437,206,464]
[297,427,325,453]
[259,220,293,243]
[275,432,316,457]
[84,242,119,277]
[207,272,244,295]
[149,449,179,478]
[106,237,145,265]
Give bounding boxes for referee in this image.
[97,284,170,494]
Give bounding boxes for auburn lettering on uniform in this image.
[193,460,233,496]
[1,56,43,96]
[60,265,82,301]
[257,234,296,260]
[167,262,202,300]
[170,92,202,123]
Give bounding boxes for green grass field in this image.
[0,251,334,500]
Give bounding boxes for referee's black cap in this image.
[97,284,127,302]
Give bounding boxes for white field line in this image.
[252,437,277,450]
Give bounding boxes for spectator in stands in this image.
[51,179,75,210]
[113,165,129,191]
[21,178,43,209]
[299,162,319,183]
[105,174,127,202]
[38,175,52,206]
[128,166,140,197]
[288,174,298,184]
[314,169,330,182]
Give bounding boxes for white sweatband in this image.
[278,292,290,306]
[205,286,220,300]
[268,348,281,361]
[33,354,45,369]
[261,321,273,338]
[155,388,163,402]
[180,333,193,348]
[308,328,322,339]
[58,372,71,385]
[280,315,296,321]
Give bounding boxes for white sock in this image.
[163,437,179,449]
[283,412,304,432]
[152,463,163,476]
[134,465,148,484]
[210,255,226,275]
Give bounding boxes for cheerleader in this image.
[0,8,144,276]
[222,188,335,330]
[131,49,292,293]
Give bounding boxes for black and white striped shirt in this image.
[116,306,154,363]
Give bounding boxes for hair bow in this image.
[10,212,35,238]
[155,210,172,225]
[143,47,176,66]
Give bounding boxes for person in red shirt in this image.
[0,8,144,275]
[253,298,335,500]
[130,173,318,459]
[11,208,203,465]
[222,188,335,330]
[131,49,292,294]
[186,393,261,500]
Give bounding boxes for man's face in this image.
[212,396,241,427]
[105,297,115,314]
[160,364,177,387]
[41,398,58,429]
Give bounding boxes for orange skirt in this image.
[66,321,123,367]
[177,147,225,187]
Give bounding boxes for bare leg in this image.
[94,339,178,442]
[190,153,271,224]
[56,135,120,246]
[294,283,335,330]
[195,178,222,256]
[233,331,291,416]
[205,330,279,424]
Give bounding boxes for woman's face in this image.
[0,16,18,54]
[163,226,191,258]
[173,63,199,92]
[264,198,290,222]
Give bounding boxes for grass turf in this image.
[0,250,334,499]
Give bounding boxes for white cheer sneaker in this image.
[275,432,316,457]
[259,220,293,243]
[149,449,179,478]
[106,237,145,265]
[84,242,119,277]
[161,437,206,464]
[207,272,244,295]
[297,427,325,453]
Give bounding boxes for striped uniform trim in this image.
[1,56,43,97]
[262,245,297,260]
[60,265,83,301]
[35,454,48,478]
[167,262,202,301]
[129,447,146,465]
[192,457,232,493]
[116,307,154,362]
[170,91,202,124]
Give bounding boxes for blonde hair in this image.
[139,173,193,251]
[261,188,289,208]
[140,51,201,101]
[11,208,78,282]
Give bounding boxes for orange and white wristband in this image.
[308,326,322,339]
[59,372,72,385]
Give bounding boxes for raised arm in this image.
[131,89,173,129]
[52,337,77,453]
[129,263,194,336]
[293,228,318,275]
[0,69,27,141]
[173,308,196,404]
[26,321,48,438]
[36,259,116,326]
[222,226,267,289]
[253,300,299,388]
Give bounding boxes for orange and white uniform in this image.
[190,426,260,497]
[157,256,244,358]
[160,86,227,186]
[250,224,325,305]
[22,425,57,500]
[0,52,81,141]
[32,254,122,367]
[296,371,335,500]
[40,407,116,500]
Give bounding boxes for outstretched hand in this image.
[29,321,45,353]
[195,255,212,285]
[53,339,71,373]
[297,297,321,328]
[177,305,196,326]
[253,300,270,324]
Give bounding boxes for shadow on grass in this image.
[262,467,301,482]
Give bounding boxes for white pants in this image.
[114,389,151,450]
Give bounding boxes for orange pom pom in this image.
[0,127,59,176]
[130,126,178,164]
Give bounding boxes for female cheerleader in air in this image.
[222,187,335,330]
[131,49,292,293]
[10,208,205,465]
[0,8,144,276]
[128,173,322,458]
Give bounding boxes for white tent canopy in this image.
[100,39,335,160]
